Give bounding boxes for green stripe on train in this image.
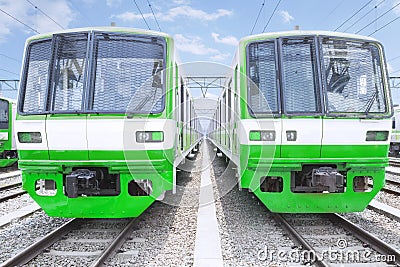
[240,144,389,159]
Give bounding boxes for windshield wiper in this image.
[364,91,377,115]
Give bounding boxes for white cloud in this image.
[106,0,122,8]
[174,34,219,55]
[173,0,190,4]
[211,33,238,46]
[174,34,231,62]
[210,52,231,62]
[394,1,400,15]
[164,6,232,21]
[279,10,294,23]
[0,0,74,42]
[113,5,232,23]
[114,11,153,21]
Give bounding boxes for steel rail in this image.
[327,213,400,265]
[0,189,26,202]
[90,218,137,267]
[1,219,82,266]
[271,213,330,267]
[0,182,22,191]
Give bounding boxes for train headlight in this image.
[365,131,388,141]
[136,131,164,143]
[249,130,275,141]
[17,132,42,143]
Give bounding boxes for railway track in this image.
[0,187,27,203]
[271,213,400,266]
[389,158,400,168]
[1,218,137,266]
[0,171,26,203]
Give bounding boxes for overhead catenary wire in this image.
[356,1,400,34]
[0,53,21,63]
[0,7,40,34]
[343,0,385,32]
[68,1,93,25]
[25,0,64,30]
[146,0,161,31]
[250,0,265,35]
[388,55,400,62]
[262,0,282,33]
[334,0,374,31]
[368,14,400,36]
[320,0,346,25]
[133,0,151,30]
[0,68,20,76]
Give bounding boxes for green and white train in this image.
[209,31,393,213]
[16,27,201,218]
[0,98,17,167]
[390,106,400,156]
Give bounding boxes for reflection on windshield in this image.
[322,38,386,114]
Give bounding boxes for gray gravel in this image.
[0,211,70,263]
[342,209,400,250]
[0,193,35,217]
[105,149,201,266]
[374,172,400,210]
[208,141,294,266]
[0,174,21,187]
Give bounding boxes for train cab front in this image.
[15,28,176,218]
[240,32,392,213]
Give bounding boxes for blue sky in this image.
[1,0,400,96]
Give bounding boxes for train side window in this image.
[393,117,396,129]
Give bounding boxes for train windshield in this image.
[20,40,52,114]
[247,41,279,115]
[281,38,321,114]
[91,34,165,113]
[322,38,387,115]
[51,33,88,112]
[19,32,166,115]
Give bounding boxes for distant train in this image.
[390,106,400,156]
[0,97,17,167]
[16,27,201,218]
[209,31,393,213]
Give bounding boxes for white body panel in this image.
[46,119,87,150]
[238,119,282,145]
[323,119,391,145]
[16,118,177,152]
[281,118,322,145]
[88,118,175,151]
[15,120,48,150]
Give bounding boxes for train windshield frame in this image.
[18,31,167,115]
[246,35,390,118]
[321,37,388,117]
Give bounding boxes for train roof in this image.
[239,30,381,45]
[25,27,173,42]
